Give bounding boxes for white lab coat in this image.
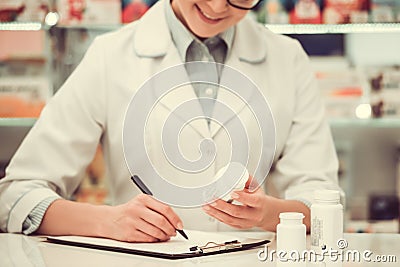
[0,0,340,233]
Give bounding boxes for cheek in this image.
[232,12,247,24]
[223,12,247,29]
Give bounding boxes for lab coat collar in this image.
[133,0,266,138]
[133,0,267,64]
[133,0,170,58]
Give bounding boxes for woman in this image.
[0,0,341,242]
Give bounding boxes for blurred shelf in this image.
[55,22,400,34]
[329,118,400,128]
[265,23,400,34]
[0,118,37,127]
[3,22,399,34]
[0,22,43,31]
[54,24,121,31]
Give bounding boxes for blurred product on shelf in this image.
[323,0,369,24]
[0,0,49,23]
[122,0,158,23]
[369,194,399,221]
[310,57,367,119]
[2,0,400,25]
[347,193,400,233]
[57,0,121,25]
[0,31,45,62]
[0,1,25,22]
[254,0,400,23]
[0,75,49,118]
[289,0,323,24]
[0,30,50,118]
[310,57,400,120]
[367,66,400,118]
[262,0,289,24]
[371,0,400,22]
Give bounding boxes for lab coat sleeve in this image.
[0,37,107,233]
[268,41,343,207]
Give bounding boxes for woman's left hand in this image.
[202,187,276,230]
[202,187,310,231]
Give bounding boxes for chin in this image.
[190,27,220,39]
[194,32,214,38]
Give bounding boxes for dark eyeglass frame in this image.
[227,0,262,10]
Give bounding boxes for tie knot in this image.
[204,36,222,49]
[186,37,227,64]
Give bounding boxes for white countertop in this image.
[1,232,399,267]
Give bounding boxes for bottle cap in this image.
[314,189,340,202]
[214,162,249,202]
[279,212,304,223]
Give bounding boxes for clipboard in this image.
[46,230,269,260]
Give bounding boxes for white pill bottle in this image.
[276,212,306,255]
[311,190,343,254]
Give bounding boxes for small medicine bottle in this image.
[213,162,249,203]
[311,190,343,254]
[276,212,306,254]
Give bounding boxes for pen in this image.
[131,175,189,240]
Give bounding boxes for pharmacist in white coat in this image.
[0,0,341,242]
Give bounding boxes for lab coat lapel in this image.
[159,54,211,139]
[133,1,210,139]
[210,18,267,137]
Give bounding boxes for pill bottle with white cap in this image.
[311,189,343,254]
[213,162,249,203]
[276,212,306,256]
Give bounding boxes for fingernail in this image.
[210,201,217,207]
[203,205,210,211]
[231,192,239,199]
[177,222,183,230]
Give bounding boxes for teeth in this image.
[200,9,219,20]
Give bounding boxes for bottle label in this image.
[311,216,323,248]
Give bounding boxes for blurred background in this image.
[0,0,399,233]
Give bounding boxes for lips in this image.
[195,4,223,24]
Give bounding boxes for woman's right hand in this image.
[103,194,184,242]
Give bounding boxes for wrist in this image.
[257,197,310,232]
[38,199,115,237]
[93,204,116,238]
[258,196,284,231]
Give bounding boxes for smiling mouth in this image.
[195,4,223,23]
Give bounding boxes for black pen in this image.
[131,175,188,240]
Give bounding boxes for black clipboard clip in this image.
[189,240,242,254]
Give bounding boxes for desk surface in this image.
[1,232,399,267]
